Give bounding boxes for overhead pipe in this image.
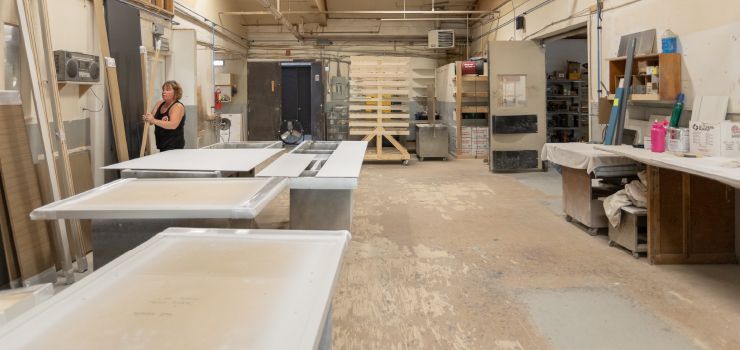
[314,0,328,26]
[222,10,493,15]
[253,0,302,40]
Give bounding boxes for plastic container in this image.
[669,93,684,127]
[651,120,668,153]
[662,29,677,53]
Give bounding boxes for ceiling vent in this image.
[428,30,455,49]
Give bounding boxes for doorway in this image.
[281,63,313,139]
[543,27,589,143]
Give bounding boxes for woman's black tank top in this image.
[153,100,186,151]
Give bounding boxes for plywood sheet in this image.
[690,96,729,123]
[256,154,315,177]
[35,150,95,260]
[0,99,55,280]
[31,177,287,220]
[102,148,282,172]
[317,141,368,178]
[0,228,350,350]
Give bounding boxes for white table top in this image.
[200,141,283,149]
[102,149,282,172]
[595,145,740,188]
[256,154,316,177]
[542,143,637,174]
[257,141,368,189]
[30,177,287,220]
[0,228,350,350]
[316,141,368,178]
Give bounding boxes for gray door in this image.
[247,62,281,140]
[488,41,546,171]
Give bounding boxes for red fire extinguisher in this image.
[215,88,222,110]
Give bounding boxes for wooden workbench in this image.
[542,143,639,232]
[596,145,738,264]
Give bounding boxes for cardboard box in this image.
[690,121,720,156]
[720,121,740,157]
[690,121,740,157]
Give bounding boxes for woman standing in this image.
[143,80,186,151]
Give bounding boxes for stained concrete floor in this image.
[257,158,740,349]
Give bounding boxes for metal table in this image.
[0,228,350,350]
[258,141,368,230]
[415,124,449,161]
[31,177,288,267]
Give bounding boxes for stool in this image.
[608,206,648,258]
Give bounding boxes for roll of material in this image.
[461,60,484,75]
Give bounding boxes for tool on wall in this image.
[140,39,162,157]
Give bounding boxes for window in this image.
[3,24,21,91]
[498,74,527,108]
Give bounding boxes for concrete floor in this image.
[259,159,740,349]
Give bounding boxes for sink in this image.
[291,141,340,154]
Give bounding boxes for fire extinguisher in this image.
[215,88,222,110]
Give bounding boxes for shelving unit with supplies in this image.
[546,79,589,142]
[454,61,489,158]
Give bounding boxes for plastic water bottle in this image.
[662,29,677,53]
[651,120,667,153]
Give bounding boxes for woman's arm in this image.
[150,103,184,130]
[143,100,163,125]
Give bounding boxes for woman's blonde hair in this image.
[162,80,183,100]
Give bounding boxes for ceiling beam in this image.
[254,0,302,40]
[314,0,328,26]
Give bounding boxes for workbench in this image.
[258,141,368,230]
[103,148,283,178]
[31,177,288,268]
[0,228,350,350]
[542,143,640,233]
[596,145,739,264]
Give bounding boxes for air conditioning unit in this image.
[428,30,455,49]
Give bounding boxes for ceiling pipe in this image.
[380,17,476,21]
[222,10,493,15]
[313,0,328,26]
[253,0,302,40]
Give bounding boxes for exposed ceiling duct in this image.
[313,0,328,26]
[253,0,302,40]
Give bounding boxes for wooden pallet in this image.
[350,56,411,163]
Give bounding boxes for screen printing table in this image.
[200,140,283,149]
[596,145,739,264]
[542,143,640,233]
[258,141,368,230]
[103,148,283,178]
[0,228,350,350]
[31,177,288,268]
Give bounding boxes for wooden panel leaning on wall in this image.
[0,98,55,282]
[35,151,95,268]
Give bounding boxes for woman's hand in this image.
[143,113,156,125]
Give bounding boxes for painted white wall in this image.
[474,0,740,143]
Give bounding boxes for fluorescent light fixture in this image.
[213,59,224,66]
